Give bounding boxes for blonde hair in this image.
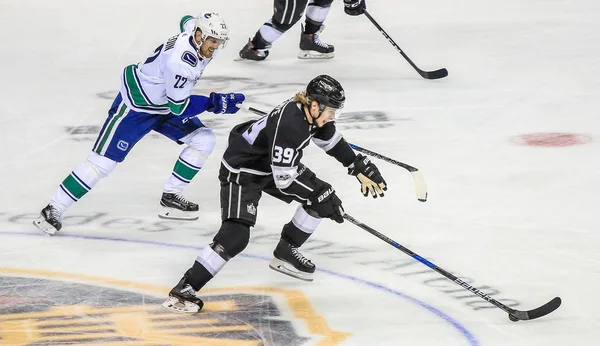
[293,91,312,106]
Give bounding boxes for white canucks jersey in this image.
[119,16,211,115]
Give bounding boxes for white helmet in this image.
[194,12,229,49]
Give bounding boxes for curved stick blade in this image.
[422,68,448,80]
[410,171,428,202]
[509,297,562,321]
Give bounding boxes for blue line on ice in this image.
[0,231,480,346]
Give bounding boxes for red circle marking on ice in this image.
[511,133,592,147]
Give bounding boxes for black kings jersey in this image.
[222,99,355,201]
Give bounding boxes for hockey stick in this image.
[343,213,562,321]
[240,104,427,202]
[363,10,448,80]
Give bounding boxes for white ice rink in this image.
[1,0,599,345]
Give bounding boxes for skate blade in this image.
[161,297,201,314]
[297,50,334,60]
[32,218,57,236]
[234,56,266,62]
[158,207,199,221]
[269,258,314,282]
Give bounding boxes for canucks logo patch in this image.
[181,51,198,67]
[117,140,129,151]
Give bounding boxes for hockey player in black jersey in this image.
[162,75,387,313]
[238,0,366,60]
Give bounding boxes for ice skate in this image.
[269,239,315,281]
[298,25,334,59]
[236,39,269,61]
[33,204,63,236]
[158,192,199,221]
[162,277,204,314]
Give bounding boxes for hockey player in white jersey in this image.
[34,12,245,235]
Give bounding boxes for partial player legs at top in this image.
[298,0,335,59]
[238,0,334,61]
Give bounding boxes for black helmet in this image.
[305,75,345,109]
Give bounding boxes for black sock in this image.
[251,30,269,50]
[280,221,311,247]
[303,21,321,35]
[184,260,213,291]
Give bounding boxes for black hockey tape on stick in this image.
[343,212,562,321]
[240,104,427,202]
[363,10,448,80]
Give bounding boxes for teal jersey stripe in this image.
[124,65,168,111]
[168,98,190,116]
[173,159,200,181]
[124,65,150,106]
[61,174,90,200]
[180,15,194,33]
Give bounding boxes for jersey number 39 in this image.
[272,146,294,164]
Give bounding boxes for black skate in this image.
[159,193,199,221]
[33,204,63,236]
[298,25,334,59]
[236,39,270,61]
[269,239,316,281]
[162,277,204,314]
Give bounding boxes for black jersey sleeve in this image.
[312,122,356,167]
[269,103,324,201]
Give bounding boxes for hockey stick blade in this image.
[508,297,562,322]
[422,68,448,80]
[344,213,562,321]
[411,170,428,202]
[364,11,448,80]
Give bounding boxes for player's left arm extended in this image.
[313,123,387,198]
[312,122,356,167]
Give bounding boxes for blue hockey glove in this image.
[208,92,245,114]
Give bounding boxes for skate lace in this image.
[47,205,63,221]
[174,194,193,206]
[312,33,329,49]
[181,284,196,296]
[291,247,311,266]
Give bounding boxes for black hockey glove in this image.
[347,154,387,198]
[344,0,366,16]
[308,184,344,223]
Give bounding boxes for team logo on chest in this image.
[247,203,257,215]
[181,51,198,67]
